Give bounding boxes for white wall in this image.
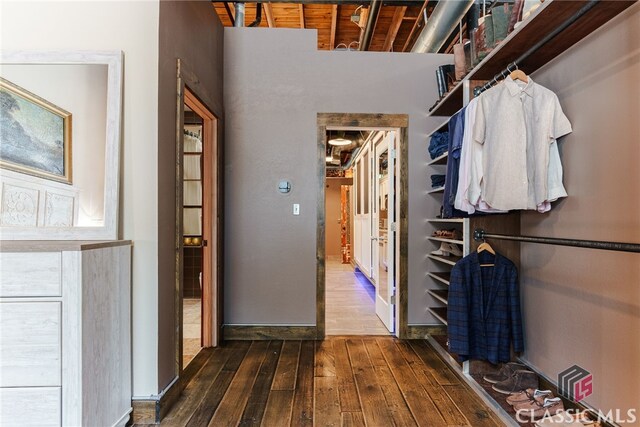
[0,1,161,396]
[1,64,107,226]
[224,28,450,325]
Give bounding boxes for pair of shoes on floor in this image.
[430,242,463,257]
[483,362,539,394]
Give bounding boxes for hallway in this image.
[325,256,389,335]
[146,337,501,426]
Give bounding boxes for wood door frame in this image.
[317,113,409,339]
[176,59,222,378]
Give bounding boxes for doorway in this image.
[324,130,397,335]
[177,85,219,370]
[317,113,409,339]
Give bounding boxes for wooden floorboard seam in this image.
[137,338,503,427]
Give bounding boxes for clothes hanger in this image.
[477,238,495,267]
[509,63,529,83]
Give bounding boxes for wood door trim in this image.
[176,59,224,380]
[184,89,216,349]
[317,113,409,339]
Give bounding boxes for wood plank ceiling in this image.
[212,1,438,52]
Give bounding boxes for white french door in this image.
[356,144,372,277]
[373,132,396,332]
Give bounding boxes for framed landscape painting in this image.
[0,77,72,184]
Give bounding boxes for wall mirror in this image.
[0,51,123,240]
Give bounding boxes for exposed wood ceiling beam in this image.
[330,4,338,50]
[299,4,305,29]
[383,6,407,52]
[402,0,433,52]
[212,1,424,5]
[264,2,275,28]
[223,2,235,26]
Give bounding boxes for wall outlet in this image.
[293,204,300,215]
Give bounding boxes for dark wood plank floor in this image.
[143,337,503,427]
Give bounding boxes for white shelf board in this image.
[427,151,448,166]
[427,272,451,286]
[429,236,464,245]
[426,119,450,138]
[428,290,449,305]
[427,254,461,266]
[427,186,444,194]
[428,218,464,223]
[428,307,448,325]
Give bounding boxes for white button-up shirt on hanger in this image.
[472,76,572,211]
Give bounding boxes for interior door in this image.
[374,132,395,332]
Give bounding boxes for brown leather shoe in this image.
[516,397,564,421]
[506,388,552,406]
[492,370,539,394]
[483,362,528,384]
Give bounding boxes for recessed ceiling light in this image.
[328,138,351,146]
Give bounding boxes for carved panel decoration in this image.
[1,183,39,226]
[45,192,74,227]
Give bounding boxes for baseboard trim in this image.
[130,400,156,425]
[131,348,214,424]
[223,325,318,340]
[112,408,133,427]
[405,325,446,339]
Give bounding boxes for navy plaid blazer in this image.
[447,251,524,364]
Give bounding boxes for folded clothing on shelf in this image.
[429,131,449,159]
[431,174,446,188]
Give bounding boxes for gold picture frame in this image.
[0,77,72,184]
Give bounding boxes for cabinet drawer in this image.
[0,387,60,427]
[0,302,61,387]
[0,252,61,297]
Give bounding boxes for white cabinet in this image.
[0,241,132,427]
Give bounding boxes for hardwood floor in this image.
[325,257,390,335]
[144,337,502,427]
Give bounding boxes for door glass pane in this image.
[184,124,203,152]
[363,152,369,214]
[356,164,361,214]
[377,149,389,303]
[184,181,202,206]
[184,154,201,180]
[183,207,202,235]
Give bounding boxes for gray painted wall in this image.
[224,28,450,325]
[521,4,639,419]
[158,1,224,391]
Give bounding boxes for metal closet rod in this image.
[474,0,599,96]
[473,229,640,254]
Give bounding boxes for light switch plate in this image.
[293,204,300,215]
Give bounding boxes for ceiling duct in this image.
[359,0,382,51]
[234,2,245,27]
[411,0,475,53]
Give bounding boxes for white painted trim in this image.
[111,409,133,427]
[131,374,179,402]
[0,50,123,240]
